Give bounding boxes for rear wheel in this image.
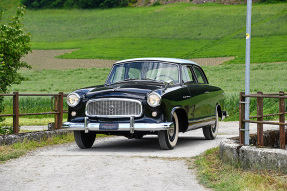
[158,112,179,150]
[74,131,96,149]
[203,109,219,140]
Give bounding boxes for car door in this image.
[192,65,220,118]
[182,65,207,120]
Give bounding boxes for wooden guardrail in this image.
[0,92,68,134]
[239,91,286,149]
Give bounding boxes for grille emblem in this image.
[108,105,114,112]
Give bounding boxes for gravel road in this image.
[0,122,278,191]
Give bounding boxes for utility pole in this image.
[244,0,252,145]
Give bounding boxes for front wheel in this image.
[203,109,219,140]
[158,112,179,150]
[74,131,96,149]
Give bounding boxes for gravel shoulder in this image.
[0,122,278,191]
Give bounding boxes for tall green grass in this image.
[23,3,287,63]
[11,67,110,93]
[1,67,110,122]
[203,62,287,120]
[2,96,68,116]
[194,147,287,190]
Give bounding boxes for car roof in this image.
[115,58,200,66]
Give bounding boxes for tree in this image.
[0,7,31,128]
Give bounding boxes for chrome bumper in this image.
[62,117,173,133]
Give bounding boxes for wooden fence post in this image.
[279,91,285,149]
[257,92,264,146]
[54,92,64,129]
[239,92,245,145]
[13,92,19,134]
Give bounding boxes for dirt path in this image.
[21,49,234,70]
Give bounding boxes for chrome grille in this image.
[86,98,142,118]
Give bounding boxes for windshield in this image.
[106,62,179,85]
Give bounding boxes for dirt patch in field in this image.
[21,49,234,70]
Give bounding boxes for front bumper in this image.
[62,117,173,133]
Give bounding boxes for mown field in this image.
[0,2,287,124]
[27,3,287,64]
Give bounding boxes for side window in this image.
[182,66,195,83]
[193,66,207,84]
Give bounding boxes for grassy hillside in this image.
[6,2,285,63]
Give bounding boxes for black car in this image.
[63,58,227,150]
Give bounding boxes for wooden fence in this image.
[0,92,68,134]
[239,91,286,149]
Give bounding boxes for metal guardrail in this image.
[0,92,68,134]
[239,91,286,149]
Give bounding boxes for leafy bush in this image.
[259,0,287,3]
[0,126,13,135]
[152,1,162,6]
[21,0,132,9]
[0,7,31,133]
[0,7,31,94]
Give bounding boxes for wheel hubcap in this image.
[168,126,175,141]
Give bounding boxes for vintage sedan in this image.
[63,58,228,150]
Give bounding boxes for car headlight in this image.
[67,93,80,107]
[147,92,161,107]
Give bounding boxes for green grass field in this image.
[27,3,287,63]
[2,2,287,63]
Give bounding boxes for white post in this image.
[244,0,252,145]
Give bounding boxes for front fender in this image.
[170,106,186,121]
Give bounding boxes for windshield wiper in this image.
[108,78,165,85]
[109,78,140,85]
[125,78,140,81]
[141,78,165,83]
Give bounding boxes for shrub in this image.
[259,0,286,3]
[0,7,31,133]
[21,0,132,9]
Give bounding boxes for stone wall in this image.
[220,138,287,174]
[0,130,70,146]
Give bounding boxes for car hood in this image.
[84,81,164,100]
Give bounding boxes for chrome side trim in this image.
[187,116,216,131]
[62,122,173,131]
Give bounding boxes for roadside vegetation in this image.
[193,147,287,190]
[0,133,112,162]
[0,133,74,162]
